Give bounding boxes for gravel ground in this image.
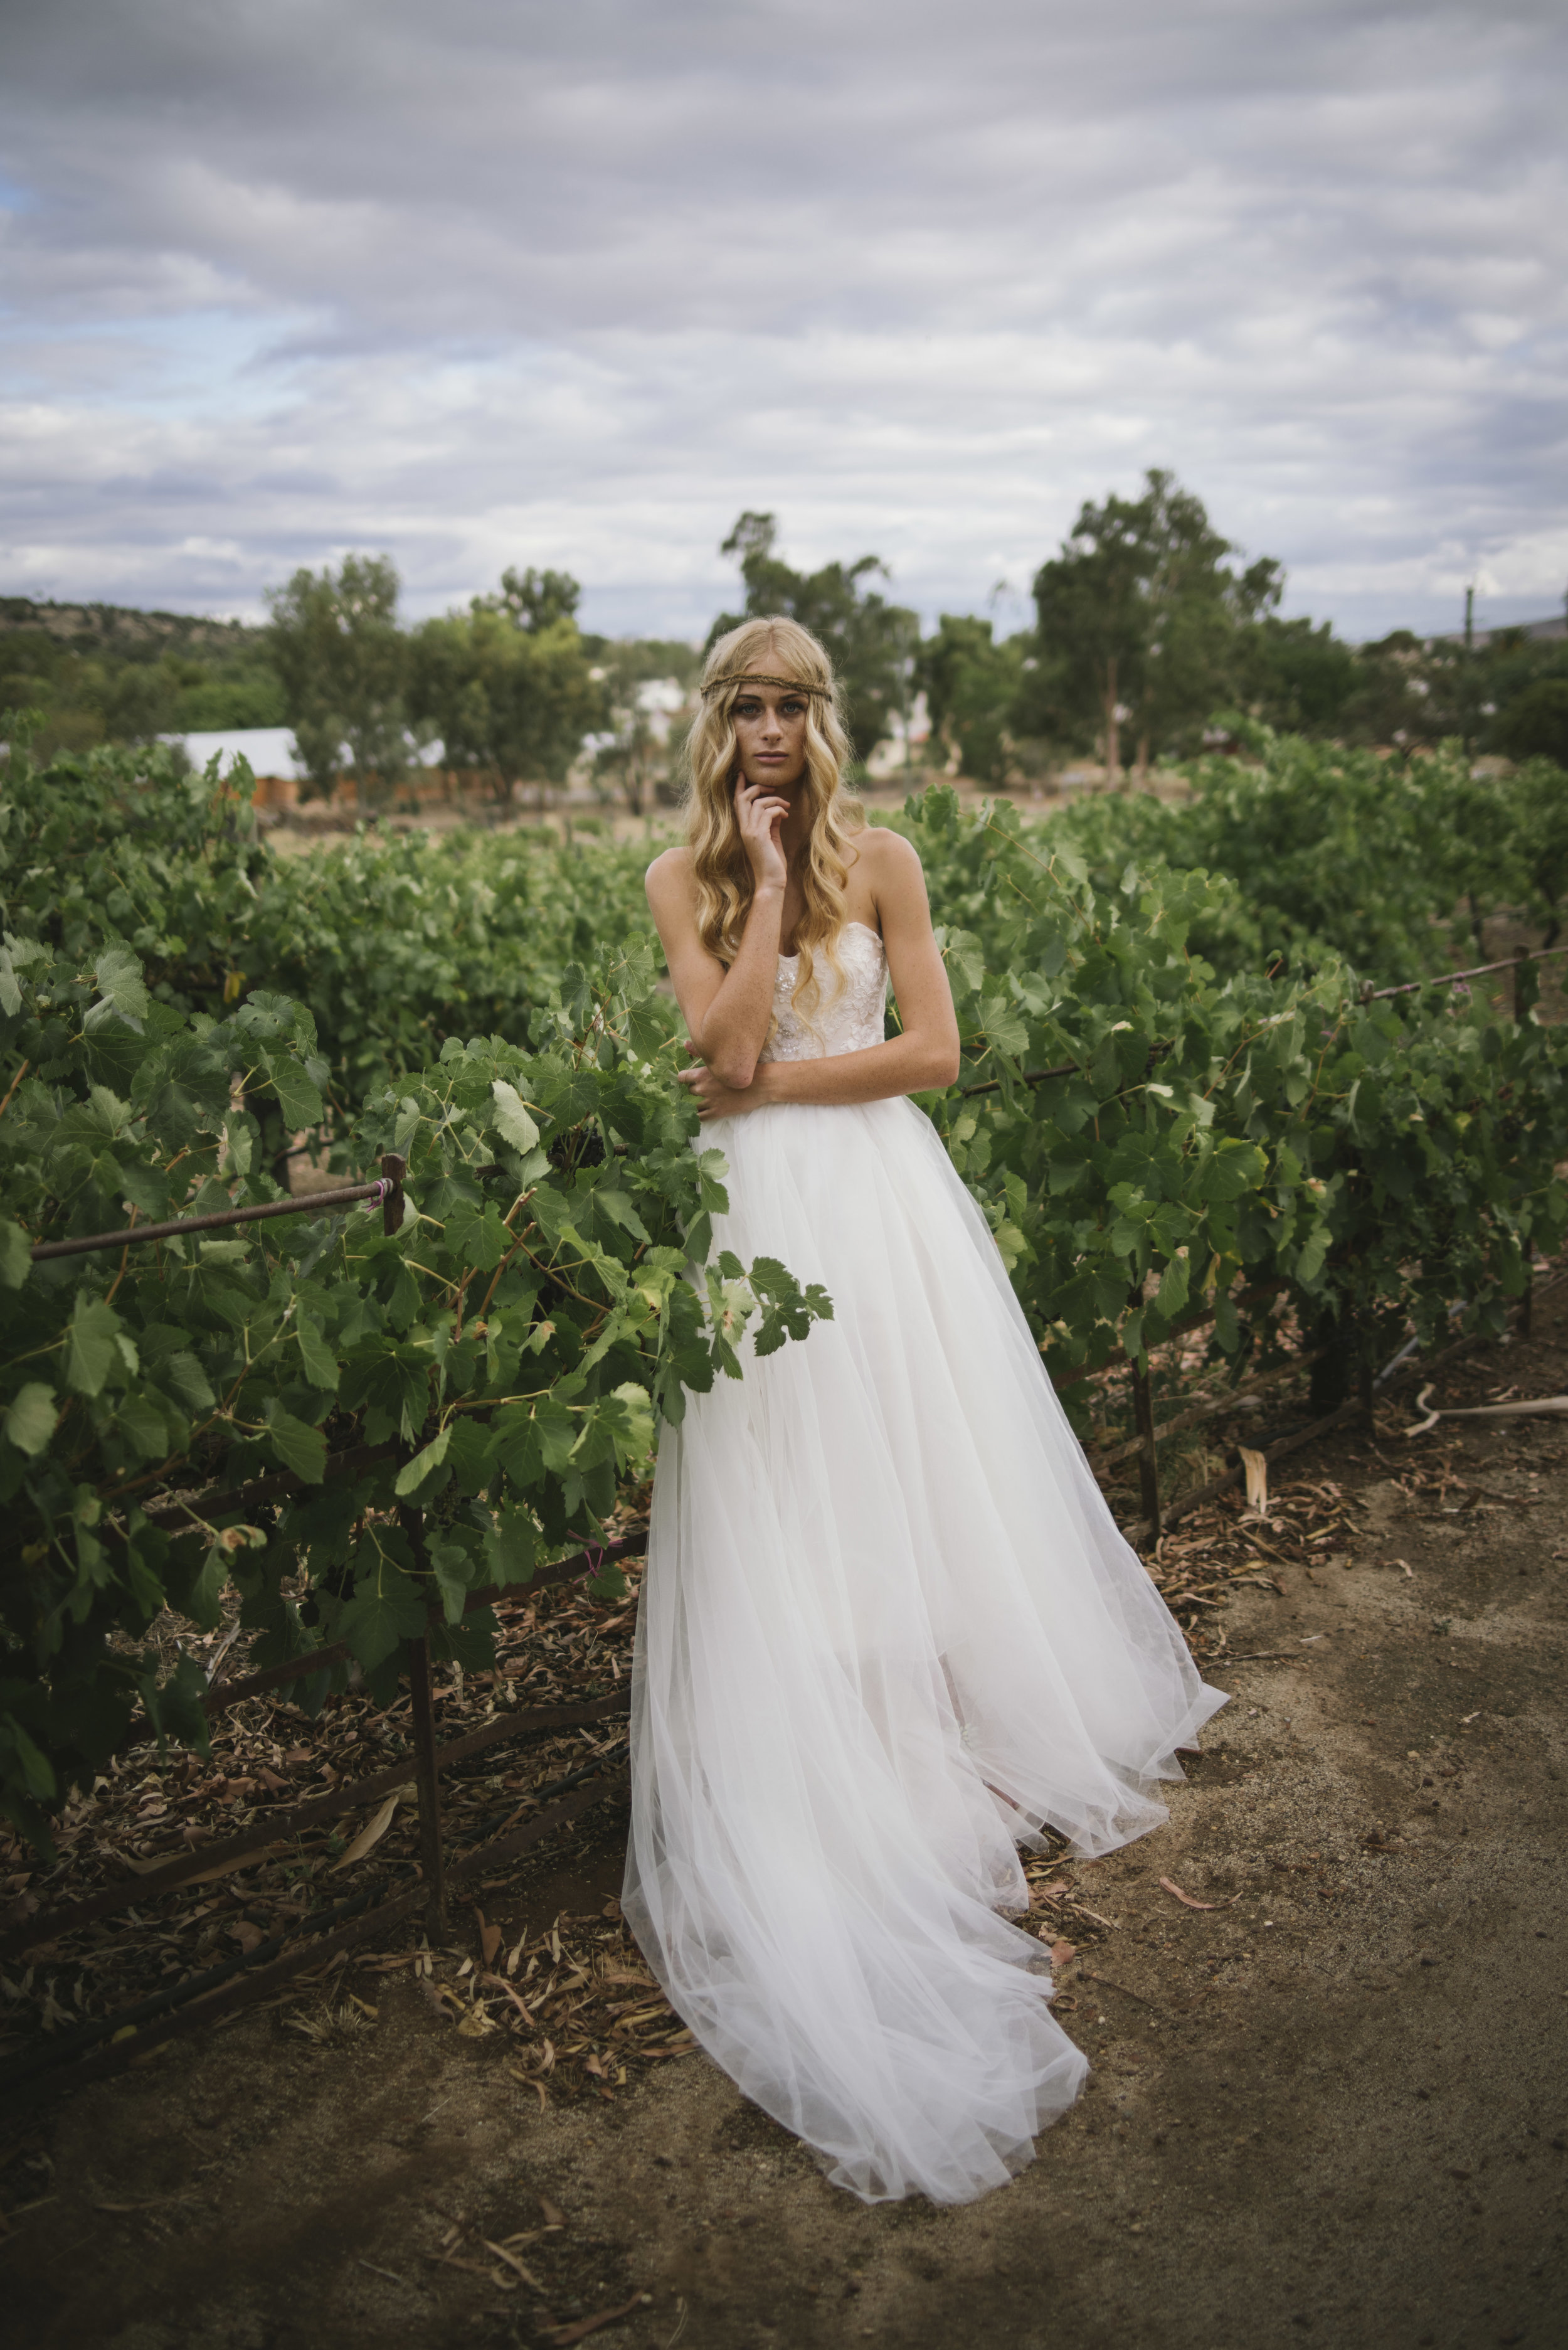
[4,1312,1566,2350]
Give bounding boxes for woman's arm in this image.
[645,780,791,1089]
[677,832,961,1120]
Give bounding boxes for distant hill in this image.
[0,597,283,754]
[1428,612,1565,651]
[0,595,268,660]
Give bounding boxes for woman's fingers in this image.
[674,1060,745,1121]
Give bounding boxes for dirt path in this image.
[6,1317,1567,2350]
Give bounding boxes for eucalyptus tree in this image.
[410,569,603,814]
[265,554,409,807]
[1028,471,1283,785]
[917,614,1029,783]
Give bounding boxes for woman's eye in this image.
[781,699,805,716]
[734,699,761,717]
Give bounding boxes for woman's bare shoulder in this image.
[856,824,927,895]
[645,844,694,904]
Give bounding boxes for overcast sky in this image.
[1,0,1564,643]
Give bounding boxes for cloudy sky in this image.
[1,0,1564,642]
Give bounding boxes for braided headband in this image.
[700,671,832,700]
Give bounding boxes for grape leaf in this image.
[0,1219,32,1291]
[295,1314,340,1393]
[3,1381,58,1459]
[265,1403,328,1483]
[66,1295,122,1398]
[490,1080,540,1154]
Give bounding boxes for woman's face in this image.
[731,682,810,794]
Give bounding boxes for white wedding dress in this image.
[623,921,1226,2204]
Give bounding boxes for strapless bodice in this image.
[760,920,889,1063]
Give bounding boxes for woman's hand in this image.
[734,777,791,895]
[676,1055,771,1122]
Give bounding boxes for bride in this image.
[623,616,1226,2205]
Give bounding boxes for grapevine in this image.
[3,735,1565,1849]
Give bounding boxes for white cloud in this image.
[0,0,1562,639]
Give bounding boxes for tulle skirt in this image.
[623,1096,1226,2204]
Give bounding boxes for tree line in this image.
[258,521,930,814]
[0,600,285,757]
[4,472,1565,791]
[921,471,1568,785]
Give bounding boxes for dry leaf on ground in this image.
[482,2238,545,2289]
[542,2289,652,2344]
[1159,1877,1219,1911]
[330,1790,411,1873]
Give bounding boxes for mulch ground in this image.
[3,1301,1566,2347]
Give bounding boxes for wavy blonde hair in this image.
[683,615,862,1029]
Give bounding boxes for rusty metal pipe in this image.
[28,1180,391,1262]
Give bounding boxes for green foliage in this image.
[1025,469,1282,777]
[1503,759,1568,944]
[243,822,657,1095]
[6,728,1565,1849]
[0,600,283,757]
[1235,614,1360,737]
[0,738,274,1023]
[0,736,662,1103]
[919,477,1565,771]
[1497,679,1568,767]
[917,616,1029,783]
[1039,735,1568,981]
[707,512,919,765]
[0,923,827,1844]
[582,636,702,694]
[410,571,604,806]
[1339,626,1568,761]
[899,785,1568,1412]
[265,554,410,805]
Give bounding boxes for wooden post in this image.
[1130,1356,1162,1540]
[405,1624,447,1942]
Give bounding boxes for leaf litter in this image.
[0,1504,694,2102]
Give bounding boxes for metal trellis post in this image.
[1130,1354,1162,1540]
[404,1620,448,1943]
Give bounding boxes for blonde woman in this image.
[626,616,1224,2206]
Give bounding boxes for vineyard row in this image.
[1,739,1565,1859]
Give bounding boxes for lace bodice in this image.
[760,920,889,1063]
